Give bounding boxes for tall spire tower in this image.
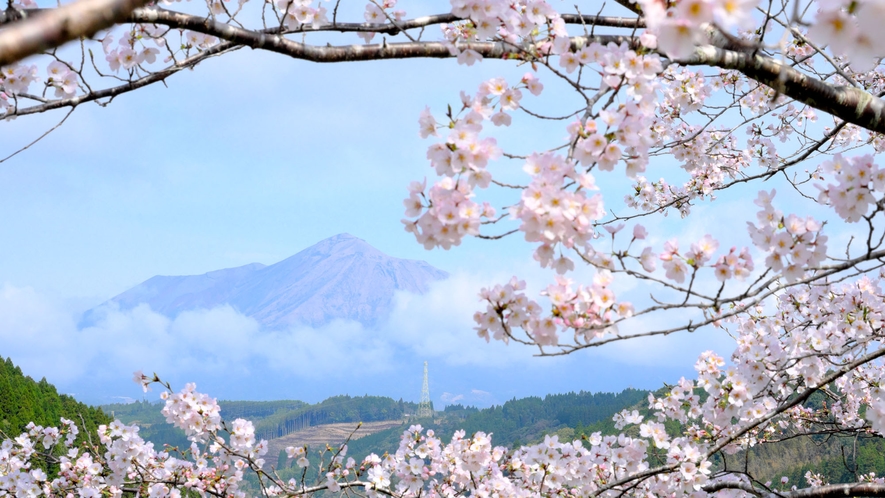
[417,361,432,419]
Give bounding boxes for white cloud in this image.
[0,286,396,393]
[0,284,87,381]
[250,320,395,377]
[438,388,498,407]
[440,392,463,403]
[386,271,537,367]
[0,270,737,404]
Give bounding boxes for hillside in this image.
[0,355,110,439]
[81,233,449,328]
[103,388,650,469]
[266,419,406,467]
[285,389,652,469]
[103,394,421,452]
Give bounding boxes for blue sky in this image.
[0,13,848,408]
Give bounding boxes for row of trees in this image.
[441,389,649,448]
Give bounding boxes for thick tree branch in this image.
[681,45,885,134]
[0,7,644,31]
[3,1,883,141]
[3,32,634,117]
[704,481,885,498]
[91,9,639,64]
[785,483,885,498]
[0,0,152,66]
[702,481,762,496]
[559,14,644,28]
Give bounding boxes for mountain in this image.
[81,233,449,329]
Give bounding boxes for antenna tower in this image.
[417,361,432,419]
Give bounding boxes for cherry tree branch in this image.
[538,242,885,356]
[594,345,885,496]
[0,0,152,66]
[0,8,644,30]
[4,0,884,143]
[680,45,885,134]
[2,30,633,117]
[703,481,885,498]
[782,483,885,498]
[5,41,241,117]
[285,481,396,496]
[123,10,638,63]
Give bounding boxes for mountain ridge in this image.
[81,233,448,329]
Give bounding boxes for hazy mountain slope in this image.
[82,234,448,328]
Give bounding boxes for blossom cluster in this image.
[472,277,543,343]
[403,75,545,249]
[102,30,164,73]
[45,62,79,99]
[815,153,885,223]
[544,271,634,340]
[565,43,661,174]
[277,0,329,31]
[747,189,828,282]
[621,232,753,285]
[345,422,714,496]
[625,175,694,216]
[637,0,759,59]
[473,272,634,347]
[160,382,223,442]
[510,152,603,273]
[481,45,663,273]
[0,63,38,115]
[357,0,403,42]
[624,66,814,217]
[637,275,885,471]
[661,235,754,284]
[0,21,211,116]
[731,276,885,436]
[441,0,562,60]
[284,444,310,468]
[807,0,885,72]
[1,386,268,498]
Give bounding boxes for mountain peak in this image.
[304,233,382,256]
[327,233,361,242]
[82,235,448,329]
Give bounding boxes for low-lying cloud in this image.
[0,269,735,407]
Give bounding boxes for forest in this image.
[0,355,110,443]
